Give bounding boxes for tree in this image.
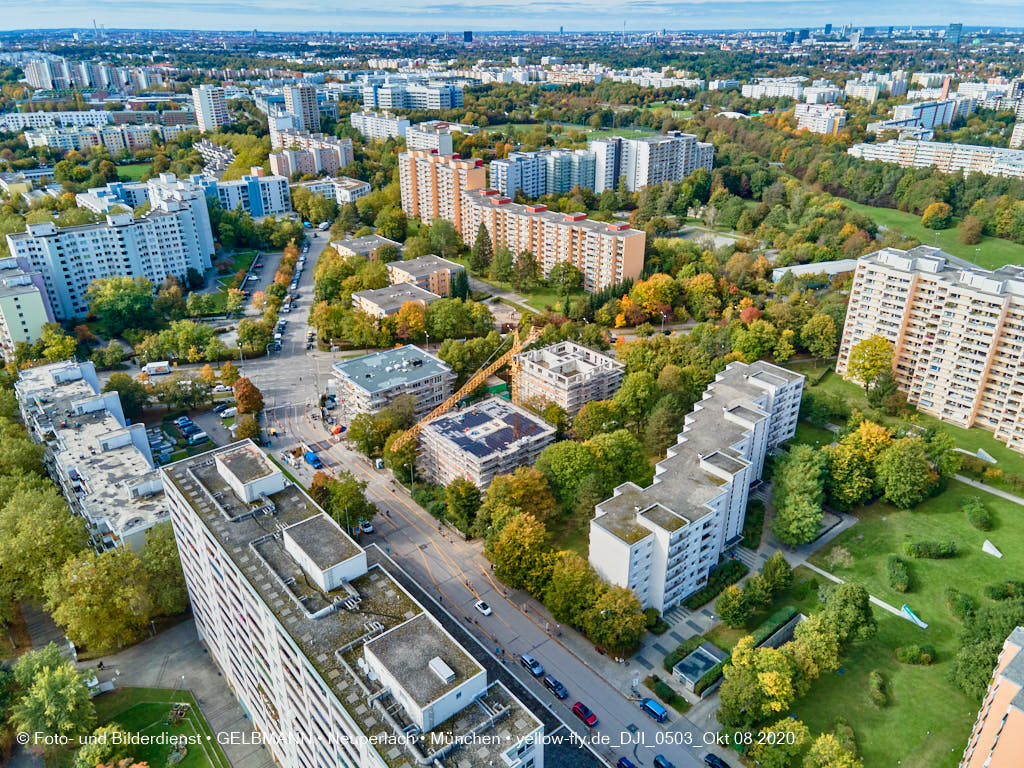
[9,662,96,752]
[492,246,514,282]
[959,215,983,245]
[102,372,150,420]
[445,478,481,532]
[613,371,659,425]
[470,223,494,273]
[801,313,838,358]
[87,276,155,335]
[823,582,878,643]
[772,496,823,546]
[544,550,601,628]
[41,323,78,361]
[233,377,264,414]
[73,725,131,768]
[141,523,189,617]
[846,335,893,390]
[46,548,151,654]
[328,470,377,529]
[429,219,461,259]
[451,269,470,301]
[235,413,261,441]
[803,734,863,768]
[220,360,240,386]
[477,467,558,533]
[513,250,540,290]
[489,513,550,595]
[548,262,584,304]
[748,718,812,768]
[12,643,67,690]
[921,201,954,230]
[716,584,751,627]
[875,437,935,509]
[760,552,794,595]
[824,442,875,511]
[582,585,647,652]
[587,429,654,493]
[535,440,599,509]
[573,400,622,439]
[225,288,245,316]
[771,444,827,546]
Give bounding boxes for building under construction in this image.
[511,341,623,414]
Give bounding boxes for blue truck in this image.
[304,450,323,469]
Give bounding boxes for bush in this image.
[644,674,691,713]
[887,555,911,593]
[682,559,749,610]
[896,644,936,665]
[749,606,798,647]
[983,467,1004,484]
[963,496,993,531]
[663,636,703,672]
[644,607,669,634]
[903,540,958,559]
[694,660,728,696]
[944,587,977,620]
[960,456,987,476]
[868,670,888,708]
[985,580,1024,600]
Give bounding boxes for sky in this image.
[1,0,1022,34]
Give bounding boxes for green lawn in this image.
[841,199,1024,270]
[791,421,837,449]
[798,480,1023,768]
[91,687,229,768]
[116,162,152,181]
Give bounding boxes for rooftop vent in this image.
[428,656,456,684]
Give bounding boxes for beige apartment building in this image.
[397,151,486,231]
[513,340,624,414]
[386,253,464,297]
[837,246,1024,452]
[459,189,645,292]
[961,627,1024,768]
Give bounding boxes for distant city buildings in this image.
[331,345,455,419]
[349,110,410,141]
[867,97,975,134]
[24,122,196,153]
[0,109,112,132]
[961,626,1024,768]
[837,246,1024,452]
[794,103,847,134]
[848,139,1024,179]
[16,360,166,551]
[742,77,804,99]
[362,81,464,110]
[489,149,597,198]
[191,84,230,132]
[589,361,802,612]
[513,341,624,415]
[418,397,556,489]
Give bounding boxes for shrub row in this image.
[682,559,749,610]
[663,636,704,673]
[944,587,977,620]
[887,555,911,593]
[644,607,669,635]
[903,540,958,559]
[694,660,729,696]
[985,580,1024,600]
[740,499,766,550]
[868,670,888,708]
[962,496,993,531]
[749,605,799,647]
[895,644,936,665]
[644,675,691,713]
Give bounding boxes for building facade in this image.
[191,85,230,132]
[590,132,713,193]
[24,123,196,153]
[490,149,598,199]
[0,257,54,354]
[269,130,354,171]
[362,82,464,110]
[331,345,455,419]
[397,151,487,231]
[349,110,410,140]
[837,246,1024,453]
[849,139,1024,179]
[386,254,465,297]
[961,626,1024,768]
[794,103,848,134]
[0,110,112,132]
[418,397,556,489]
[513,341,624,414]
[589,361,803,611]
[283,84,320,133]
[161,441,544,768]
[293,177,371,205]
[351,283,440,318]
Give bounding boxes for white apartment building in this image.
[741,80,804,99]
[205,170,291,217]
[837,246,1024,453]
[405,120,478,155]
[331,345,455,419]
[957,81,1014,100]
[191,85,230,133]
[1010,123,1024,150]
[589,361,803,612]
[6,202,213,321]
[590,132,713,193]
[0,110,112,132]
[362,82,464,110]
[804,86,843,104]
[709,79,740,91]
[845,82,883,103]
[283,84,320,133]
[349,110,410,140]
[270,129,354,168]
[418,397,556,489]
[848,139,1024,179]
[867,97,975,134]
[16,361,167,551]
[912,72,949,88]
[24,123,196,153]
[397,151,487,231]
[459,189,646,292]
[162,441,545,768]
[351,283,440,318]
[513,341,624,415]
[794,103,848,134]
[489,149,597,199]
[0,257,53,354]
[293,176,371,205]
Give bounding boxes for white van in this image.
[220,407,237,419]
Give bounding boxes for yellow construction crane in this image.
[389,325,542,452]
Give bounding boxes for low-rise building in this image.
[162,441,544,768]
[771,258,860,283]
[293,176,371,205]
[961,626,1024,768]
[331,234,403,260]
[352,282,440,318]
[386,254,464,297]
[0,257,53,354]
[513,341,624,414]
[418,397,556,489]
[24,123,196,153]
[331,345,455,419]
[16,361,167,551]
[589,361,803,611]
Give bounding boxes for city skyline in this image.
[0,2,1020,34]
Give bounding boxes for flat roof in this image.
[518,340,623,381]
[423,397,555,460]
[353,283,441,314]
[332,345,453,395]
[463,188,645,237]
[388,253,464,279]
[284,513,361,570]
[217,443,274,483]
[332,233,403,254]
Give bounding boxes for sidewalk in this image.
[955,474,1024,506]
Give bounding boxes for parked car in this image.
[220,407,238,419]
[473,600,492,616]
[213,403,230,414]
[617,759,638,768]
[653,755,675,768]
[213,384,232,393]
[519,654,544,678]
[543,676,567,699]
[572,701,598,727]
[359,520,374,534]
[640,697,668,723]
[174,416,192,427]
[187,431,209,445]
[703,756,731,768]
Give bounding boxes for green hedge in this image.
[903,540,958,559]
[682,559,749,610]
[643,675,691,713]
[694,660,728,696]
[963,496,993,531]
[740,499,766,550]
[749,605,798,647]
[868,670,888,708]
[663,635,704,672]
[895,644,936,665]
[944,587,977,620]
[887,555,911,593]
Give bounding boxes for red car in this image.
[572,701,598,727]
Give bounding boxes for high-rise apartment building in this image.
[459,189,645,292]
[947,22,964,46]
[362,82,464,111]
[489,149,597,198]
[162,441,545,768]
[589,361,803,611]
[868,97,975,134]
[590,132,713,192]
[794,103,848,134]
[848,139,1024,179]
[960,626,1024,768]
[6,202,214,321]
[270,129,354,170]
[283,84,320,132]
[837,246,1024,452]
[405,121,478,155]
[191,84,230,132]
[397,151,487,231]
[513,341,624,414]
[349,110,410,141]
[0,257,53,354]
